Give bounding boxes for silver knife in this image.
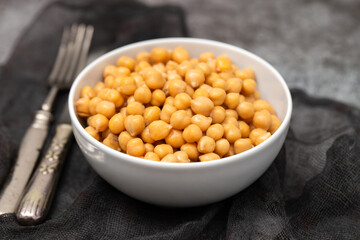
[15,103,73,225]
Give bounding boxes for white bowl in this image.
[69,38,292,207]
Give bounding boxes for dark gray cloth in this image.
[0,1,359,239]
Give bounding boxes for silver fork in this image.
[0,24,94,215]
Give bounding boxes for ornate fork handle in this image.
[16,124,72,225]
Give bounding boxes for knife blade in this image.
[15,102,73,225]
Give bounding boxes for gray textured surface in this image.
[0,0,359,108]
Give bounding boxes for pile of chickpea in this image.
[75,46,281,163]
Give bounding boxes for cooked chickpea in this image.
[127,138,146,157]
[225,109,239,120]
[164,96,175,106]
[133,85,152,104]
[103,133,120,151]
[254,131,271,146]
[183,124,203,143]
[75,97,90,117]
[144,152,160,161]
[103,65,118,78]
[192,88,208,99]
[215,139,230,157]
[190,96,214,117]
[181,143,199,161]
[136,51,150,63]
[144,68,165,90]
[238,121,250,138]
[124,115,145,136]
[269,115,281,134]
[199,153,220,162]
[160,154,177,162]
[176,60,193,77]
[154,144,173,159]
[101,128,111,140]
[118,76,137,95]
[234,139,253,154]
[249,128,268,145]
[236,102,254,120]
[210,106,226,124]
[93,82,105,94]
[223,123,241,143]
[206,124,224,140]
[253,110,272,130]
[174,93,191,110]
[196,62,211,76]
[88,114,108,132]
[95,100,115,119]
[126,101,145,115]
[191,115,212,132]
[160,104,177,123]
[171,46,190,63]
[212,78,228,90]
[253,99,275,114]
[254,90,261,100]
[141,126,155,143]
[117,67,131,77]
[151,89,166,106]
[135,61,151,72]
[117,56,135,71]
[85,126,100,141]
[216,55,232,72]
[153,63,166,73]
[242,79,257,95]
[81,86,96,99]
[197,136,216,153]
[144,106,161,125]
[108,113,125,134]
[199,84,212,93]
[235,68,255,80]
[224,93,240,109]
[150,48,170,63]
[168,79,187,97]
[184,69,205,88]
[174,151,190,163]
[165,129,185,148]
[97,88,124,108]
[170,110,192,130]
[199,52,215,62]
[209,88,226,106]
[166,60,179,71]
[226,78,242,93]
[148,120,172,140]
[223,117,238,126]
[144,143,154,153]
[185,85,194,97]
[118,131,134,151]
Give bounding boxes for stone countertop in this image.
[1,0,359,107]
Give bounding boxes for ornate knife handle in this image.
[16,124,72,225]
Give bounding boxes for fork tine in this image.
[48,26,70,85]
[74,25,94,78]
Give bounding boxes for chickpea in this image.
[215,139,230,157]
[144,152,160,161]
[176,60,193,77]
[185,69,205,88]
[238,121,250,138]
[191,115,212,132]
[168,79,187,97]
[242,79,256,95]
[197,136,216,153]
[142,68,165,90]
[166,60,179,71]
[117,56,135,71]
[153,63,166,74]
[236,102,254,120]
[190,96,214,117]
[103,133,120,151]
[253,110,272,131]
[144,106,161,125]
[93,82,105,94]
[196,62,211,77]
[245,94,255,103]
[185,85,194,98]
[268,115,281,134]
[255,131,271,146]
[183,124,203,143]
[225,78,242,93]
[234,139,253,154]
[160,104,177,123]
[104,75,116,89]
[165,129,185,148]
[206,124,224,140]
[254,90,261,100]
[151,89,166,106]
[85,126,100,141]
[117,67,131,77]
[148,120,172,140]
[75,97,90,117]
[171,46,190,63]
[136,51,150,63]
[153,144,173,159]
[126,101,145,116]
[95,100,115,119]
[249,128,268,145]
[209,88,226,106]
[97,88,124,108]
[212,78,228,90]
[108,113,125,134]
[199,84,213,93]
[127,138,146,157]
[170,110,192,130]
[124,115,145,136]
[101,128,111,140]
[199,52,215,62]
[192,88,208,99]
[118,131,134,151]
[134,85,152,104]
[173,151,190,163]
[164,96,175,106]
[181,143,199,161]
[224,93,240,109]
[223,117,238,126]
[219,72,234,81]
[118,76,136,95]
[210,106,226,124]
[103,65,118,78]
[253,99,275,114]
[81,86,96,99]
[223,123,241,143]
[206,72,220,86]
[161,154,177,162]
[141,126,155,143]
[144,143,154,153]
[190,58,199,66]
[135,61,151,72]
[199,153,220,162]
[225,109,238,120]
[150,48,170,63]
[235,68,255,80]
[216,55,232,72]
[88,114,108,132]
[174,93,191,110]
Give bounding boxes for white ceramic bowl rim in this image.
[69,37,292,170]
